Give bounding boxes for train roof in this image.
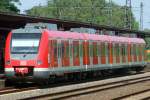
[46,30,145,44]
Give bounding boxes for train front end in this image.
[5,28,49,81]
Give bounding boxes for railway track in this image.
[0,86,37,95]
[113,89,150,100]
[0,70,149,100]
[25,75,150,100]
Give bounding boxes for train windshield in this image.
[11,33,41,54]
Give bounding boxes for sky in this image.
[17,0,150,29]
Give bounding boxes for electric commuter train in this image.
[5,23,146,82]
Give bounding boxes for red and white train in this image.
[5,23,146,82]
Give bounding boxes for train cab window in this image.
[61,40,70,66]
[11,33,41,55]
[93,42,98,64]
[73,41,80,66]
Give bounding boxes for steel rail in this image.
[24,75,150,100]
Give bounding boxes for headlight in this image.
[37,60,42,65]
[6,60,10,65]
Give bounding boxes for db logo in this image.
[20,61,27,66]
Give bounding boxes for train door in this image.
[98,41,101,64]
[79,40,83,66]
[108,42,113,64]
[133,44,137,62]
[61,40,70,67]
[127,43,131,63]
[93,41,98,65]
[73,40,80,66]
[142,44,146,61]
[131,44,134,63]
[122,44,126,63]
[135,44,138,62]
[83,41,90,65]
[48,39,58,67]
[89,40,93,66]
[136,44,139,62]
[69,40,73,67]
[58,39,62,67]
[113,43,116,64]
[101,42,106,64]
[119,43,123,64]
[139,44,142,61]
[125,44,128,63]
[116,43,120,63]
[144,45,147,61]
[105,42,109,64]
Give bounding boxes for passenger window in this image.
[73,41,80,66]
[80,41,83,57]
[61,40,70,66]
[61,40,69,58]
[53,40,58,59]
[116,44,120,57]
[90,42,93,57]
[140,45,143,57]
[93,42,98,57]
[133,44,136,56]
[137,45,139,58]
[101,42,106,57]
[73,41,79,58]
[130,44,131,55]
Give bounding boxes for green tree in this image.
[0,0,20,13]
[26,0,138,30]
